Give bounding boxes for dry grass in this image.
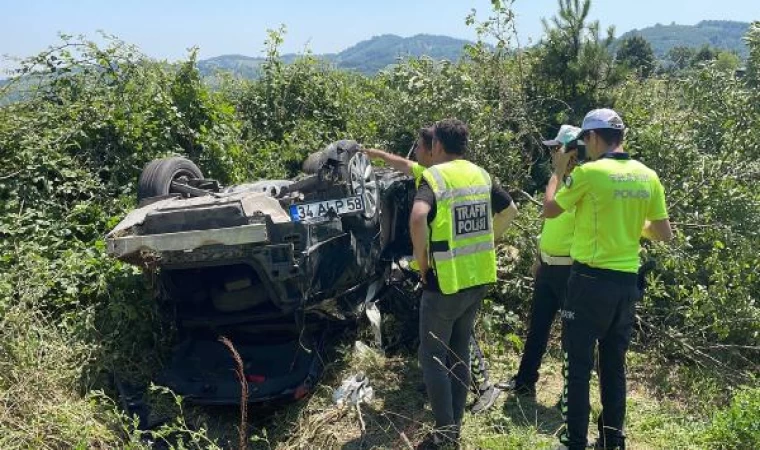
[244,344,434,450]
[219,336,250,450]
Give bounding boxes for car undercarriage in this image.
[106,140,419,410]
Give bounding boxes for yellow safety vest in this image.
[420,159,497,294]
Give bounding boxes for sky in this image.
[1,0,758,73]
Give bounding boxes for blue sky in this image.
[1,0,758,72]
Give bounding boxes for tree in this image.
[616,35,656,77]
[667,46,697,71]
[714,51,741,72]
[528,0,624,123]
[745,21,760,85]
[691,45,717,66]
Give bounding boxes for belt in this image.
[540,251,573,266]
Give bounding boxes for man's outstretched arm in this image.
[363,148,414,176]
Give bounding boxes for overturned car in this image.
[106,141,417,406]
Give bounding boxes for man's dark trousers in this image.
[559,263,640,450]
[513,263,571,389]
[419,285,486,439]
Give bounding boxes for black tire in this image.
[302,150,329,174]
[137,157,204,202]
[302,140,361,175]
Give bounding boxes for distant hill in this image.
[617,20,750,58]
[202,22,754,79]
[331,34,473,74]
[197,34,474,77]
[197,53,298,79]
[3,21,754,85]
[0,77,30,105]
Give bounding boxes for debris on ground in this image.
[364,299,384,350]
[332,372,375,408]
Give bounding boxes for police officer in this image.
[408,118,512,449]
[364,127,517,415]
[543,109,673,450]
[503,125,581,399]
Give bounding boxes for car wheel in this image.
[348,152,379,220]
[301,140,380,231]
[343,151,380,231]
[137,157,204,203]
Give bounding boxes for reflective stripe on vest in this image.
[421,160,497,294]
[432,240,496,261]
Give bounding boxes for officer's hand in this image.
[552,147,574,175]
[362,148,379,158]
[419,270,428,286]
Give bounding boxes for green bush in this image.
[613,68,760,371]
[0,34,246,447]
[703,387,760,449]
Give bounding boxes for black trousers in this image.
[559,263,640,450]
[514,263,571,388]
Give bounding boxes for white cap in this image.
[580,108,625,135]
[542,124,582,147]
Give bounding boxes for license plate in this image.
[289,196,365,222]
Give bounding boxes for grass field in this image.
[162,325,720,450]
